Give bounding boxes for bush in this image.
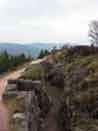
[21,64,43,80]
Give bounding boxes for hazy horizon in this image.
[0,0,98,44]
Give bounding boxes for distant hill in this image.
[0,43,57,58]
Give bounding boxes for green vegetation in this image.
[21,64,43,80]
[38,49,49,58]
[0,51,31,74]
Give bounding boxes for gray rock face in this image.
[3,80,42,99]
[25,92,40,131]
[11,112,28,131]
[57,64,98,131]
[46,63,65,88]
[16,80,42,91]
[6,79,51,131]
[64,67,89,94]
[24,86,51,131]
[3,83,18,99]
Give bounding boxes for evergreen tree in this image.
[38,49,49,58]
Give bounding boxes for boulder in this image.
[12,113,26,120]
[16,79,42,91]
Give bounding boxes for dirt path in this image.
[0,58,45,131]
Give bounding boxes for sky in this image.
[0,0,98,44]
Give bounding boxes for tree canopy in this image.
[38,49,49,58]
[0,51,30,73]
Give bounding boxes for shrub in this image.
[21,64,43,80]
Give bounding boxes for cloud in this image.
[0,0,97,43]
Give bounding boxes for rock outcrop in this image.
[4,45,98,131]
[5,79,51,131]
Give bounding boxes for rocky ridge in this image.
[4,45,98,131]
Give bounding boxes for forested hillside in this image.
[0,43,56,57]
[0,51,31,74]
